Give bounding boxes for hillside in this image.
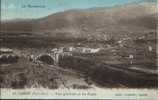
[1,3,157,41]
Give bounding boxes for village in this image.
[0,32,158,88]
[0,46,102,65]
[0,33,155,66]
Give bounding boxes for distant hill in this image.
[1,2,157,41]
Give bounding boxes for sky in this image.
[1,0,144,20]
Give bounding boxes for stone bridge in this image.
[35,52,72,66]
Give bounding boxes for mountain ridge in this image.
[1,3,157,41]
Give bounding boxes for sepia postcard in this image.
[0,0,158,99]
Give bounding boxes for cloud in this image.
[131,0,157,4]
[8,4,16,9]
[1,4,17,10]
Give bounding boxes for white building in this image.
[0,48,13,53]
[148,46,152,52]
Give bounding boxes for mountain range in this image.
[1,2,157,41]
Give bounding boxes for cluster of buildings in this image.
[0,46,101,65]
[51,46,101,54]
[30,46,101,66]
